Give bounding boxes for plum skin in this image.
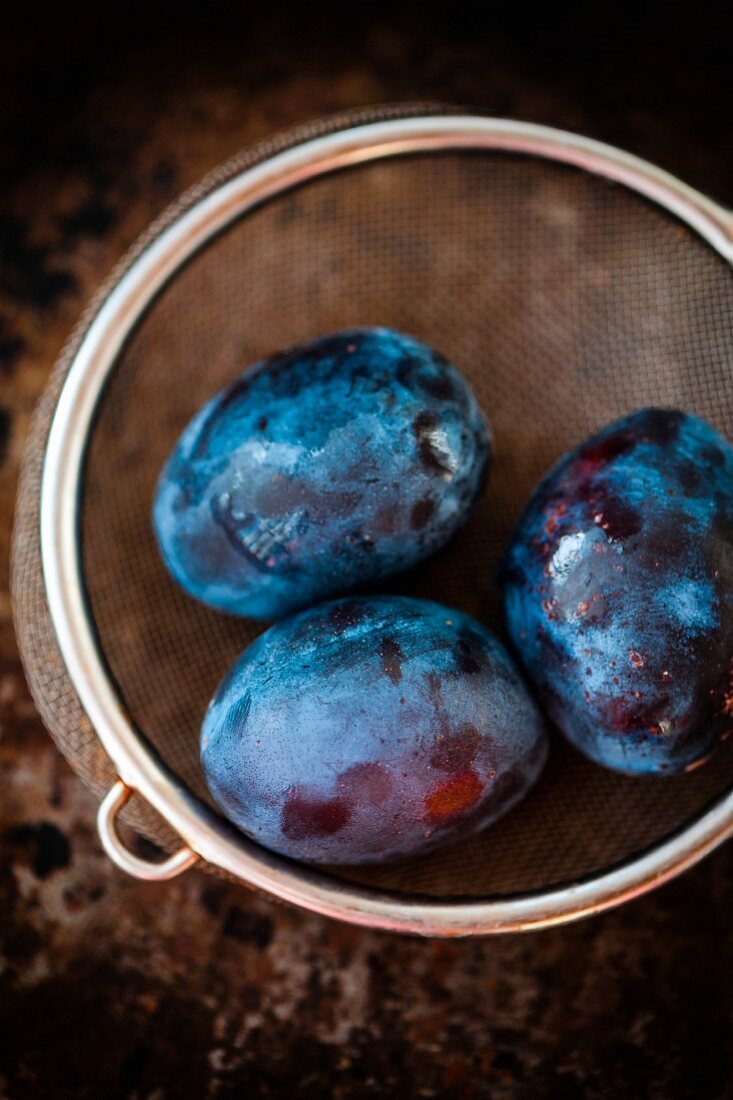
[153,327,491,619]
[200,595,548,865]
[502,407,733,776]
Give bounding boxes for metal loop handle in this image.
[97,780,199,881]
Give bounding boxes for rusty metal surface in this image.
[1,6,732,1096]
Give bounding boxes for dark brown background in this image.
[1,5,731,1097]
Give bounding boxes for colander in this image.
[12,105,733,936]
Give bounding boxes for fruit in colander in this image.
[502,408,733,775]
[154,328,491,619]
[200,595,548,864]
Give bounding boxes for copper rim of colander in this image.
[23,109,733,936]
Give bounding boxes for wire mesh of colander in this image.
[11,105,733,935]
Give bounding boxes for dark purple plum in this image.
[154,328,491,619]
[201,596,548,864]
[502,408,733,775]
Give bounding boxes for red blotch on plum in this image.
[282,791,351,839]
[425,769,483,822]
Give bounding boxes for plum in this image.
[502,407,733,775]
[200,595,548,864]
[154,328,491,619]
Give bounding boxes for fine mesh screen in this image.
[73,148,733,897]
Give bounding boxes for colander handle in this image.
[97,780,199,881]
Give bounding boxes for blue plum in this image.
[201,596,548,864]
[154,328,491,619]
[502,408,733,776]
